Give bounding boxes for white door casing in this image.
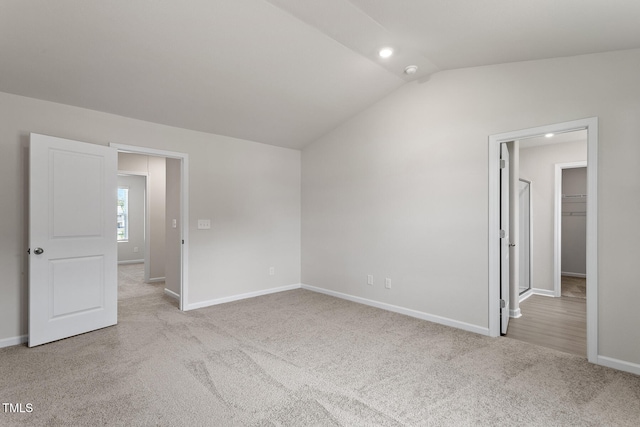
[29,133,117,347]
[500,143,510,335]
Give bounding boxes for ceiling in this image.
[2,1,640,150]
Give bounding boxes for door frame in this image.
[554,162,587,297]
[488,117,598,363]
[111,143,189,311]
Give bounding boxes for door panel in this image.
[500,143,510,335]
[50,256,104,318]
[29,133,117,347]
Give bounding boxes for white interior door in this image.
[500,143,510,335]
[29,133,117,347]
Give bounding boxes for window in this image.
[117,187,129,241]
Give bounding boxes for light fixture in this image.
[545,133,554,138]
[404,65,418,75]
[378,47,393,58]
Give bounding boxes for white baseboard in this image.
[164,288,180,300]
[597,355,640,376]
[509,308,522,318]
[561,272,586,278]
[301,284,489,336]
[0,335,27,349]
[147,277,165,283]
[118,259,144,265]
[532,288,556,297]
[185,284,302,311]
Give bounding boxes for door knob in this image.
[34,247,44,255]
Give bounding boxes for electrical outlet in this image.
[367,275,374,285]
[385,278,391,289]
[269,267,275,276]
[133,246,139,253]
[197,219,211,229]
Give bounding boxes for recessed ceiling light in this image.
[378,47,393,58]
[545,133,554,138]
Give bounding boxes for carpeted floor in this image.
[562,275,587,299]
[117,263,173,302]
[1,265,639,426]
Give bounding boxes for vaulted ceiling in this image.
[2,1,640,149]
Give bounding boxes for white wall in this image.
[0,91,301,344]
[117,174,146,263]
[519,140,587,291]
[561,167,587,276]
[302,49,640,366]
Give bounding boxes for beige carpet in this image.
[562,275,587,299]
[1,266,639,426]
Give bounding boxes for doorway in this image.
[488,118,598,363]
[111,143,189,311]
[555,164,587,298]
[498,133,588,356]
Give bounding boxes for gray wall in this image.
[117,174,146,263]
[562,167,587,276]
[301,49,640,365]
[0,91,301,345]
[519,140,587,291]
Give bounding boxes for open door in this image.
[29,133,117,347]
[500,143,510,335]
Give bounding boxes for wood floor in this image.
[506,294,586,356]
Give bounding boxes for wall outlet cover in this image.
[197,219,211,229]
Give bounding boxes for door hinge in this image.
[500,159,506,169]
[27,248,30,254]
[499,229,506,238]
[500,299,506,309]
[182,240,184,244]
